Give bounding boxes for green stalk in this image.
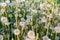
[17,35,19,40]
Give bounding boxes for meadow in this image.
[0,0,60,40]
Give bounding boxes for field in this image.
[0,0,60,40]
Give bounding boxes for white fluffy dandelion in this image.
[19,21,26,27]
[1,16,8,24]
[0,2,7,7]
[54,27,60,33]
[42,36,51,40]
[27,30,35,39]
[13,29,20,35]
[0,35,3,40]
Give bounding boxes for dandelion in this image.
[14,22,16,27]
[0,35,3,40]
[5,0,10,4]
[15,0,20,3]
[9,2,16,6]
[31,9,37,13]
[9,14,13,18]
[19,14,22,17]
[38,20,41,24]
[40,3,44,9]
[25,18,30,25]
[15,13,18,17]
[0,9,5,15]
[21,18,25,21]
[19,21,26,27]
[41,16,47,22]
[46,14,53,18]
[0,2,7,7]
[55,36,59,40]
[54,27,60,33]
[4,22,10,26]
[13,29,20,35]
[46,4,51,8]
[25,37,30,40]
[20,0,25,2]
[42,36,51,40]
[26,15,31,19]
[1,16,8,24]
[27,30,35,39]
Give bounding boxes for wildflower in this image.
[27,30,35,39]
[55,36,59,40]
[54,27,60,33]
[15,0,20,3]
[0,2,7,7]
[0,9,5,15]
[25,37,30,40]
[57,23,60,27]
[20,0,25,2]
[19,21,26,27]
[15,13,18,17]
[38,20,41,24]
[5,0,10,4]
[9,14,13,18]
[13,29,20,35]
[26,15,31,19]
[31,9,37,13]
[48,14,53,18]
[21,18,25,21]
[46,4,51,8]
[1,16,8,23]
[9,2,16,6]
[19,14,22,17]
[40,3,44,9]
[14,22,16,27]
[0,35,3,40]
[4,22,10,26]
[25,18,30,25]
[42,36,51,40]
[41,16,47,22]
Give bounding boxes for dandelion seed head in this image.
[27,30,35,39]
[0,35,3,40]
[13,29,20,35]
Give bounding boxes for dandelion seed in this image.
[19,14,22,17]
[5,0,10,4]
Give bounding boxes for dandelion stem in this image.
[17,35,19,40]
